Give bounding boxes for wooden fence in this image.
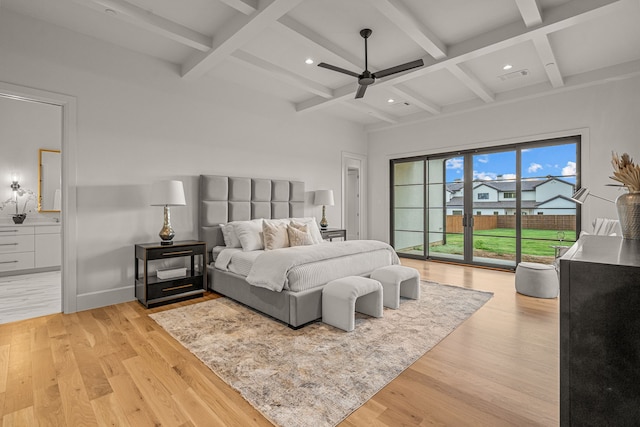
[446,215,576,233]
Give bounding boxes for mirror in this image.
[38,149,61,212]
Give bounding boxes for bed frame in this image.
[198,174,324,328]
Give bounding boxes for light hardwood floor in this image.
[0,261,558,426]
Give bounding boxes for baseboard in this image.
[76,285,135,312]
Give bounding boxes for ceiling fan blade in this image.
[373,59,424,79]
[355,84,367,99]
[317,62,360,78]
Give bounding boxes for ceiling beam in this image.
[218,0,258,15]
[371,0,447,60]
[274,16,367,71]
[181,0,303,80]
[296,0,624,112]
[389,85,441,115]
[447,64,495,103]
[231,50,333,98]
[342,102,399,124]
[79,0,211,51]
[515,0,543,26]
[532,34,564,87]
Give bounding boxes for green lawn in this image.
[428,228,576,257]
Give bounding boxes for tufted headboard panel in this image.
[199,175,305,251]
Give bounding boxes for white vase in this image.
[616,192,640,240]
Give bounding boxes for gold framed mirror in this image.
[38,148,61,212]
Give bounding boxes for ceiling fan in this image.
[318,28,424,99]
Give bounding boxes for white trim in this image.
[341,151,367,240]
[0,81,78,313]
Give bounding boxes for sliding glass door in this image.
[391,137,580,269]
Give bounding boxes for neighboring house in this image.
[446,177,575,215]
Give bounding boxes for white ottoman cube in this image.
[322,276,383,332]
[515,262,559,298]
[371,265,421,309]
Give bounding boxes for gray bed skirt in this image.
[209,265,324,328]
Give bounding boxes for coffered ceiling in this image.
[3,0,640,130]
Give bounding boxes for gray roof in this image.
[446,177,574,194]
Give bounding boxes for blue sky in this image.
[446,143,577,183]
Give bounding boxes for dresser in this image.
[559,235,640,426]
[0,223,61,275]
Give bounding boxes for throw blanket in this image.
[245,240,399,292]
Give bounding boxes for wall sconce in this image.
[10,173,20,192]
[150,180,186,245]
[314,189,334,230]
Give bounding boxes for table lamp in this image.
[150,180,186,245]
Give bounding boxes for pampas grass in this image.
[611,152,640,192]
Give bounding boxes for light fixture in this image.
[503,64,513,70]
[387,98,395,103]
[150,180,186,245]
[305,58,314,65]
[10,173,20,192]
[314,189,334,230]
[570,187,614,204]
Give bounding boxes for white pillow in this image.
[287,224,314,246]
[219,223,241,248]
[289,217,323,244]
[234,219,264,251]
[263,219,290,250]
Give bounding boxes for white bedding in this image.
[215,240,400,292]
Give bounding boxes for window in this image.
[477,193,489,200]
[452,210,462,215]
[493,211,499,215]
[476,211,482,215]
[537,212,544,215]
[503,192,515,199]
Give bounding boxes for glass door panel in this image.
[471,151,517,268]
[520,143,578,264]
[428,157,464,261]
[392,160,425,256]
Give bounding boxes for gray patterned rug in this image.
[150,281,492,427]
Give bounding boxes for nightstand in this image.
[320,228,347,241]
[134,240,207,308]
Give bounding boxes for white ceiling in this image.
[3,0,640,130]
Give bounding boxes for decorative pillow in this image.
[289,217,323,244]
[233,219,264,251]
[219,223,241,248]
[262,219,290,250]
[287,224,314,247]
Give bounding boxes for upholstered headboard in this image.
[199,175,305,251]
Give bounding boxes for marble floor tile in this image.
[0,271,61,324]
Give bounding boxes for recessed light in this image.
[105,8,117,15]
[305,58,314,65]
[503,64,513,70]
[387,98,395,103]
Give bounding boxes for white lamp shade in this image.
[314,189,334,206]
[150,180,186,206]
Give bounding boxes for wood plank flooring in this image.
[0,261,559,426]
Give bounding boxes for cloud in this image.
[501,173,517,180]
[477,156,489,163]
[562,161,576,176]
[527,163,543,173]
[446,157,463,170]
[473,171,497,181]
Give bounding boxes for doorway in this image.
[342,152,367,240]
[0,81,78,315]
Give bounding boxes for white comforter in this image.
[216,240,399,292]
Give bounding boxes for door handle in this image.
[462,215,467,227]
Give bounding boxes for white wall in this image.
[0,10,368,310]
[0,96,61,221]
[368,74,640,242]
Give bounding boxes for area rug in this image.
[150,281,492,427]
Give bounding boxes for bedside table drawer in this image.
[146,246,203,260]
[147,276,204,300]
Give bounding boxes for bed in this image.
[198,174,399,328]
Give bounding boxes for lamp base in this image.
[158,206,176,245]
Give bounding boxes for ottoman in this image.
[371,265,421,309]
[322,276,383,332]
[515,262,559,298]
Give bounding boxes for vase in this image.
[12,214,26,224]
[616,192,640,240]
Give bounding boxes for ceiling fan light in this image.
[305,58,314,65]
[503,64,513,70]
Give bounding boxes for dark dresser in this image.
[559,235,640,426]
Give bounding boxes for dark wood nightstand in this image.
[135,240,207,308]
[320,228,347,241]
